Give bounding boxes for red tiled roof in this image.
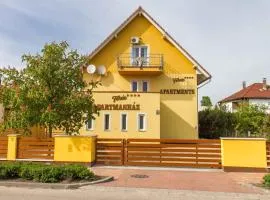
[219,83,270,103]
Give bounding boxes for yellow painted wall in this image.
[80,92,160,138]
[221,138,267,168]
[54,135,96,163]
[7,134,19,160]
[84,15,198,139]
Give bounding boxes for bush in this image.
[0,162,95,183]
[263,174,270,187]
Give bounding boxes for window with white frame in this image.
[104,114,111,131]
[131,81,139,92]
[120,113,128,131]
[131,46,148,66]
[138,113,146,131]
[86,119,94,130]
[142,81,149,92]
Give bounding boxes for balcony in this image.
[117,54,163,75]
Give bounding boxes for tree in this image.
[201,96,212,108]
[199,107,236,139]
[0,41,99,136]
[235,105,269,137]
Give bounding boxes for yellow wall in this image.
[7,134,19,160]
[80,92,160,138]
[221,138,267,168]
[54,135,96,163]
[84,15,198,139]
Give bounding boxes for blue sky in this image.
[1,0,270,104]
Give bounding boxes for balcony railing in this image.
[117,54,163,75]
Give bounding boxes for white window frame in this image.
[130,45,150,66]
[141,80,150,92]
[120,112,128,132]
[137,113,147,132]
[131,80,139,92]
[86,118,94,131]
[103,113,111,131]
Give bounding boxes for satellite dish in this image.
[87,64,96,74]
[97,65,106,75]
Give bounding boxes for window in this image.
[131,46,148,66]
[120,113,128,131]
[142,81,149,92]
[104,114,111,131]
[86,119,94,130]
[138,113,146,131]
[131,81,138,92]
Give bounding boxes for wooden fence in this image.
[0,137,8,159]
[96,138,222,168]
[17,137,54,160]
[96,138,125,165]
[267,142,270,167]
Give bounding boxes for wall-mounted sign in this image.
[112,94,140,103]
[97,103,140,110]
[172,76,194,84]
[160,89,195,94]
[172,78,185,84]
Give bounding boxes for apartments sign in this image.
[97,103,140,111]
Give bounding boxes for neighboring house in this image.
[219,78,270,113]
[79,7,211,139]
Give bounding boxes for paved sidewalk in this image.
[91,166,268,194]
[1,185,270,200]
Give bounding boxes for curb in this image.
[0,176,114,189]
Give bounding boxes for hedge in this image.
[0,162,95,183]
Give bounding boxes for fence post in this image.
[7,134,20,161]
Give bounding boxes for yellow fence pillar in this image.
[7,134,20,160]
[54,134,97,165]
[221,138,267,172]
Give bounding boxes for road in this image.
[0,185,270,200]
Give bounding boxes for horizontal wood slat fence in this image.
[267,142,270,167]
[0,137,8,159]
[17,137,54,160]
[96,138,222,169]
[96,138,125,165]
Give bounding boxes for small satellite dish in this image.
[87,64,96,74]
[97,65,106,75]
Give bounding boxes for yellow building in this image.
[81,7,211,139]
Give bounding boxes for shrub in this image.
[263,174,270,187]
[63,164,95,180]
[0,162,21,179]
[0,162,95,183]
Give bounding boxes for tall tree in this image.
[200,96,213,108]
[0,41,99,136]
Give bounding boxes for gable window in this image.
[86,119,94,130]
[131,81,138,92]
[131,46,148,66]
[120,113,128,131]
[142,81,149,92]
[104,114,111,131]
[138,113,147,131]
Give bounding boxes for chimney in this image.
[242,81,246,89]
[263,78,267,90]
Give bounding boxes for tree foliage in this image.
[235,105,269,137]
[200,96,212,108]
[199,106,236,139]
[199,104,270,139]
[0,41,99,136]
